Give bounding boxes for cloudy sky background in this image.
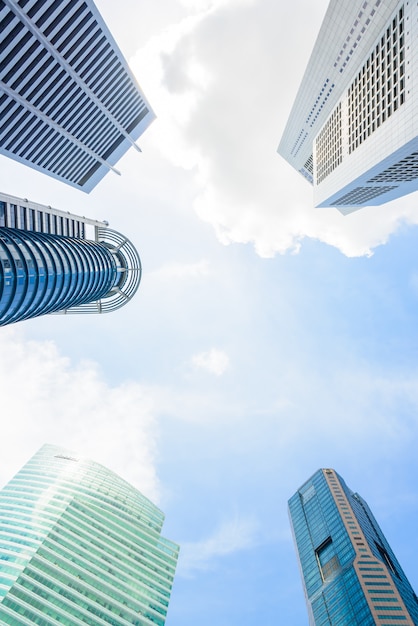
[1,0,418,624]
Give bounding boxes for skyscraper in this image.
[0,0,154,191]
[278,0,418,214]
[288,468,418,625]
[0,444,179,625]
[0,191,142,325]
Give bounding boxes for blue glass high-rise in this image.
[0,192,141,325]
[289,469,418,625]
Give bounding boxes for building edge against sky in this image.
[288,468,418,625]
[0,191,142,325]
[278,0,418,214]
[0,0,154,192]
[0,444,179,626]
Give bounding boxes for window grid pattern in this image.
[326,470,418,624]
[0,192,143,321]
[0,445,179,625]
[315,103,342,184]
[289,469,418,625]
[304,154,313,175]
[333,0,383,74]
[368,152,418,183]
[333,185,397,206]
[298,166,313,184]
[349,491,418,623]
[0,227,117,325]
[291,130,308,157]
[0,0,152,190]
[289,472,372,625]
[348,6,405,155]
[305,79,336,129]
[0,199,85,238]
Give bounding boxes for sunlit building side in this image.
[0,444,179,625]
[289,468,418,625]
[278,0,418,213]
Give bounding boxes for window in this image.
[316,538,341,581]
[28,209,35,231]
[301,484,315,504]
[368,151,418,183]
[18,206,27,229]
[333,185,397,206]
[348,5,405,154]
[315,103,342,183]
[375,542,400,579]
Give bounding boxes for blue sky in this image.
[1,0,418,624]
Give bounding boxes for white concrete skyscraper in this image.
[278,0,418,214]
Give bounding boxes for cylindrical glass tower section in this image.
[0,228,117,325]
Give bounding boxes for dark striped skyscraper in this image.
[0,191,141,325]
[0,0,154,191]
[0,444,179,625]
[289,469,418,625]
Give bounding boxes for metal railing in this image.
[58,228,142,315]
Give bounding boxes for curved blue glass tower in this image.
[0,228,117,325]
[0,192,142,325]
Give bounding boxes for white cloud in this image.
[132,0,418,258]
[151,259,210,279]
[131,11,211,171]
[180,0,255,10]
[191,348,229,375]
[177,517,258,576]
[0,328,159,502]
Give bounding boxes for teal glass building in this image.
[0,444,179,625]
[0,192,142,325]
[289,469,418,625]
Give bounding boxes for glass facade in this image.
[289,469,418,625]
[0,227,117,325]
[0,445,179,625]
[0,192,143,324]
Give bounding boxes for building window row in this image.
[348,5,405,154]
[368,151,418,183]
[0,201,84,238]
[0,1,150,188]
[315,103,342,184]
[333,0,382,74]
[333,185,397,206]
